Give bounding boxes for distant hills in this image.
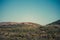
[0,20,60,27]
[47,20,60,25]
[46,20,60,28]
[0,20,60,40]
[0,22,41,28]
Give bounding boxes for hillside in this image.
[47,20,60,25]
[0,22,41,28]
[46,20,60,28]
[0,20,60,40]
[0,22,43,40]
[46,20,60,40]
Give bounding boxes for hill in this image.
[0,21,60,40]
[45,20,60,40]
[0,22,41,28]
[47,20,60,25]
[0,22,43,40]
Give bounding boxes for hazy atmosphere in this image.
[0,0,60,25]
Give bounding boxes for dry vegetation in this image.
[0,22,60,40]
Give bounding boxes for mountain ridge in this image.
[47,20,60,25]
[0,22,41,28]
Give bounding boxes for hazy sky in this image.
[0,0,60,25]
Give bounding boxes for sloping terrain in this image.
[47,20,60,25]
[45,20,60,40]
[0,20,60,40]
[0,22,43,40]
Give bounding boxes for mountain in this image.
[0,21,60,40]
[0,22,17,25]
[0,22,43,40]
[0,22,41,28]
[45,20,60,40]
[47,20,60,25]
[46,20,60,29]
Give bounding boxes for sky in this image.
[0,0,60,25]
